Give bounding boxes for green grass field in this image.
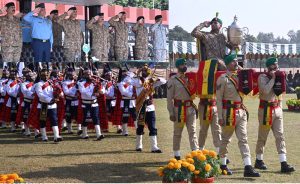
[0,94,299,183]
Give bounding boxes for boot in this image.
[24,124,31,137]
[52,126,63,142]
[77,124,83,135]
[255,159,267,170]
[95,125,104,140]
[61,119,68,132]
[34,129,41,139]
[82,126,89,139]
[150,136,162,153]
[220,165,233,175]
[122,123,128,136]
[136,135,143,152]
[116,125,122,134]
[244,165,260,177]
[281,162,295,173]
[175,156,181,160]
[40,128,48,141]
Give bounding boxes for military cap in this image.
[155,15,162,21]
[5,2,15,8]
[266,57,278,67]
[211,17,222,25]
[137,16,144,22]
[68,7,77,11]
[224,54,237,65]
[175,58,186,68]
[50,10,58,15]
[119,11,126,15]
[35,3,45,9]
[97,13,104,16]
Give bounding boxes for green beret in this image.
[211,17,222,25]
[175,58,186,68]
[224,54,237,65]
[266,57,278,67]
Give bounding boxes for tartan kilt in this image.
[98,94,108,130]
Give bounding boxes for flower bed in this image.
[158,150,221,183]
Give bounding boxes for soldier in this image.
[191,14,232,70]
[108,26,116,61]
[86,13,110,61]
[23,3,53,65]
[108,12,128,61]
[77,67,105,140]
[35,68,63,142]
[150,15,168,62]
[132,64,166,153]
[49,10,63,47]
[57,7,84,62]
[216,54,260,177]
[167,58,199,160]
[254,57,295,173]
[0,69,9,128]
[0,2,23,64]
[132,16,148,60]
[62,68,80,134]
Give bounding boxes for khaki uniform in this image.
[216,72,251,159]
[57,14,83,62]
[256,74,286,155]
[132,23,148,60]
[167,73,199,154]
[52,21,63,47]
[86,20,110,61]
[198,99,221,150]
[0,15,22,63]
[108,16,128,61]
[191,23,227,70]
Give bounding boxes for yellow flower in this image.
[158,167,164,172]
[199,154,206,161]
[188,164,195,172]
[6,179,14,183]
[174,162,182,169]
[191,151,198,157]
[0,175,7,180]
[185,153,192,159]
[169,158,177,163]
[187,158,194,164]
[177,160,183,164]
[158,171,164,177]
[16,178,25,183]
[223,170,228,175]
[193,170,200,175]
[7,173,19,180]
[196,150,203,154]
[205,164,212,172]
[182,161,189,167]
[168,162,175,169]
[202,149,209,155]
[208,150,217,158]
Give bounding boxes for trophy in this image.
[222,15,248,54]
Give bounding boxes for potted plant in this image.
[187,150,221,183]
[158,158,194,183]
[295,87,300,99]
[286,99,296,111]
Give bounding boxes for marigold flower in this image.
[191,151,198,157]
[169,158,177,163]
[7,173,19,180]
[168,162,175,169]
[174,163,182,169]
[199,154,206,161]
[205,164,212,172]
[185,153,192,159]
[193,170,200,175]
[182,161,189,167]
[187,158,194,164]
[188,164,195,172]
[209,151,217,158]
[223,170,228,175]
[202,149,209,155]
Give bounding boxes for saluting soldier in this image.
[86,13,110,61]
[49,10,63,47]
[0,2,23,64]
[57,7,84,62]
[167,58,199,160]
[108,12,128,61]
[216,54,260,177]
[132,16,148,60]
[254,57,295,173]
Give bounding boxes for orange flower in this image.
[202,149,209,155]
[158,167,164,172]
[158,171,164,177]
[169,158,177,163]
[168,162,175,169]
[6,179,14,183]
[205,164,212,172]
[199,154,206,161]
[223,170,228,175]
[193,170,200,175]
[191,151,198,157]
[196,150,203,154]
[188,164,195,172]
[7,173,19,180]
[185,153,192,159]
[182,161,189,167]
[177,160,183,164]
[209,151,217,158]
[187,158,194,164]
[174,163,182,169]
[0,175,7,180]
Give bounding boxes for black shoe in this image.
[255,159,267,170]
[175,156,181,160]
[82,136,89,139]
[42,139,48,142]
[220,165,233,175]
[117,129,122,134]
[67,131,74,135]
[244,165,260,177]
[21,129,25,134]
[10,130,16,133]
[25,134,31,137]
[96,135,105,141]
[151,149,162,153]
[35,134,42,139]
[54,137,63,142]
[77,130,83,135]
[136,148,142,152]
[281,162,295,173]
[124,134,128,136]
[61,127,68,132]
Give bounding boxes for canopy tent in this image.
[33,0,115,6]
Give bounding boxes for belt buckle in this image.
[42,40,46,42]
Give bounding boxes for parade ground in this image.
[0,94,299,183]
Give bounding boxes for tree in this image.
[169,26,194,42]
[111,0,168,10]
[287,30,297,43]
[274,36,289,44]
[244,34,257,42]
[257,32,275,43]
